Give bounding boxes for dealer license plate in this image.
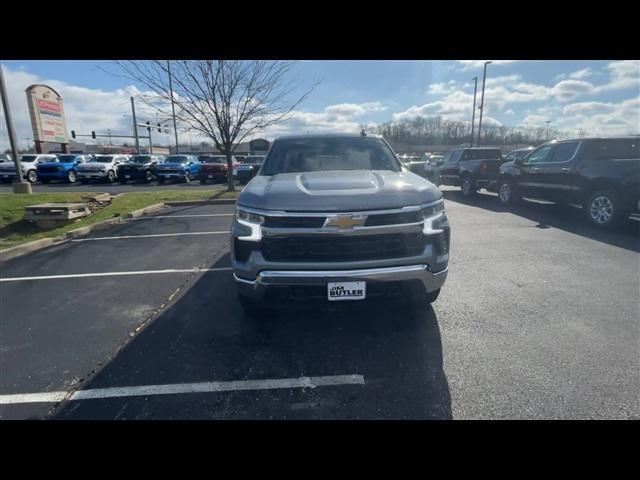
[327,281,366,301]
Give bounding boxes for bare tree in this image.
[113,61,317,191]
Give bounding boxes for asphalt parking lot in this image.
[0,180,228,195]
[1,190,638,419]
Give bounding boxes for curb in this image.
[0,237,66,263]
[126,203,169,218]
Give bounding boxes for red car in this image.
[198,155,240,183]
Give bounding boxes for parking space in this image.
[1,195,639,419]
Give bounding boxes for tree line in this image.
[364,116,589,147]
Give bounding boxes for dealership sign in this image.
[26,84,69,144]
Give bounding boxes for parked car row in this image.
[0,153,266,185]
[419,137,639,229]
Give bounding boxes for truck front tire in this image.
[461,176,477,197]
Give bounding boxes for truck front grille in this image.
[261,232,425,262]
[262,210,422,229]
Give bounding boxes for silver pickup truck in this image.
[231,133,450,314]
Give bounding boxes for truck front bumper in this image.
[234,264,448,300]
[77,171,108,180]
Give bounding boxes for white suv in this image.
[77,154,128,183]
[0,154,58,183]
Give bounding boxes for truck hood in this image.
[0,161,36,170]
[157,162,187,169]
[238,170,442,212]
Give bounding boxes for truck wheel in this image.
[145,170,153,182]
[67,170,77,183]
[498,179,520,206]
[461,176,477,197]
[586,190,623,229]
[184,171,191,183]
[106,170,116,183]
[26,170,37,183]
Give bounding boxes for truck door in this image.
[516,144,554,199]
[439,150,463,186]
[532,141,582,202]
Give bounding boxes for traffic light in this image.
[91,131,96,139]
[71,130,76,139]
[157,123,161,133]
[146,121,150,132]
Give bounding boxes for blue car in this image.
[155,155,201,183]
[37,154,93,184]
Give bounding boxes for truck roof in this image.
[275,133,383,141]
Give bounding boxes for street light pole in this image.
[0,63,29,193]
[477,61,492,146]
[130,96,140,154]
[546,120,551,141]
[470,76,478,147]
[167,60,180,154]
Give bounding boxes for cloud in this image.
[551,80,596,101]
[0,66,184,151]
[0,64,386,147]
[556,68,593,81]
[526,97,640,136]
[457,60,519,70]
[324,102,386,116]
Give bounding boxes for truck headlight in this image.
[422,200,447,235]
[421,200,444,218]
[235,207,264,242]
[236,208,264,225]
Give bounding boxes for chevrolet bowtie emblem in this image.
[324,214,367,229]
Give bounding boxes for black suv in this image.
[497,137,640,228]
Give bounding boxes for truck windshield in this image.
[462,150,502,160]
[130,156,152,163]
[202,157,226,164]
[165,156,190,163]
[262,137,401,175]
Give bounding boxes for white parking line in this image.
[127,214,234,220]
[0,267,233,282]
[71,231,230,242]
[0,375,365,405]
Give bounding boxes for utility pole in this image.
[470,76,478,147]
[477,61,492,146]
[167,60,180,154]
[546,120,551,141]
[130,96,140,154]
[146,122,153,154]
[0,63,30,193]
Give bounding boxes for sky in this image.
[1,60,638,150]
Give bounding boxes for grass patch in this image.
[0,189,239,249]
